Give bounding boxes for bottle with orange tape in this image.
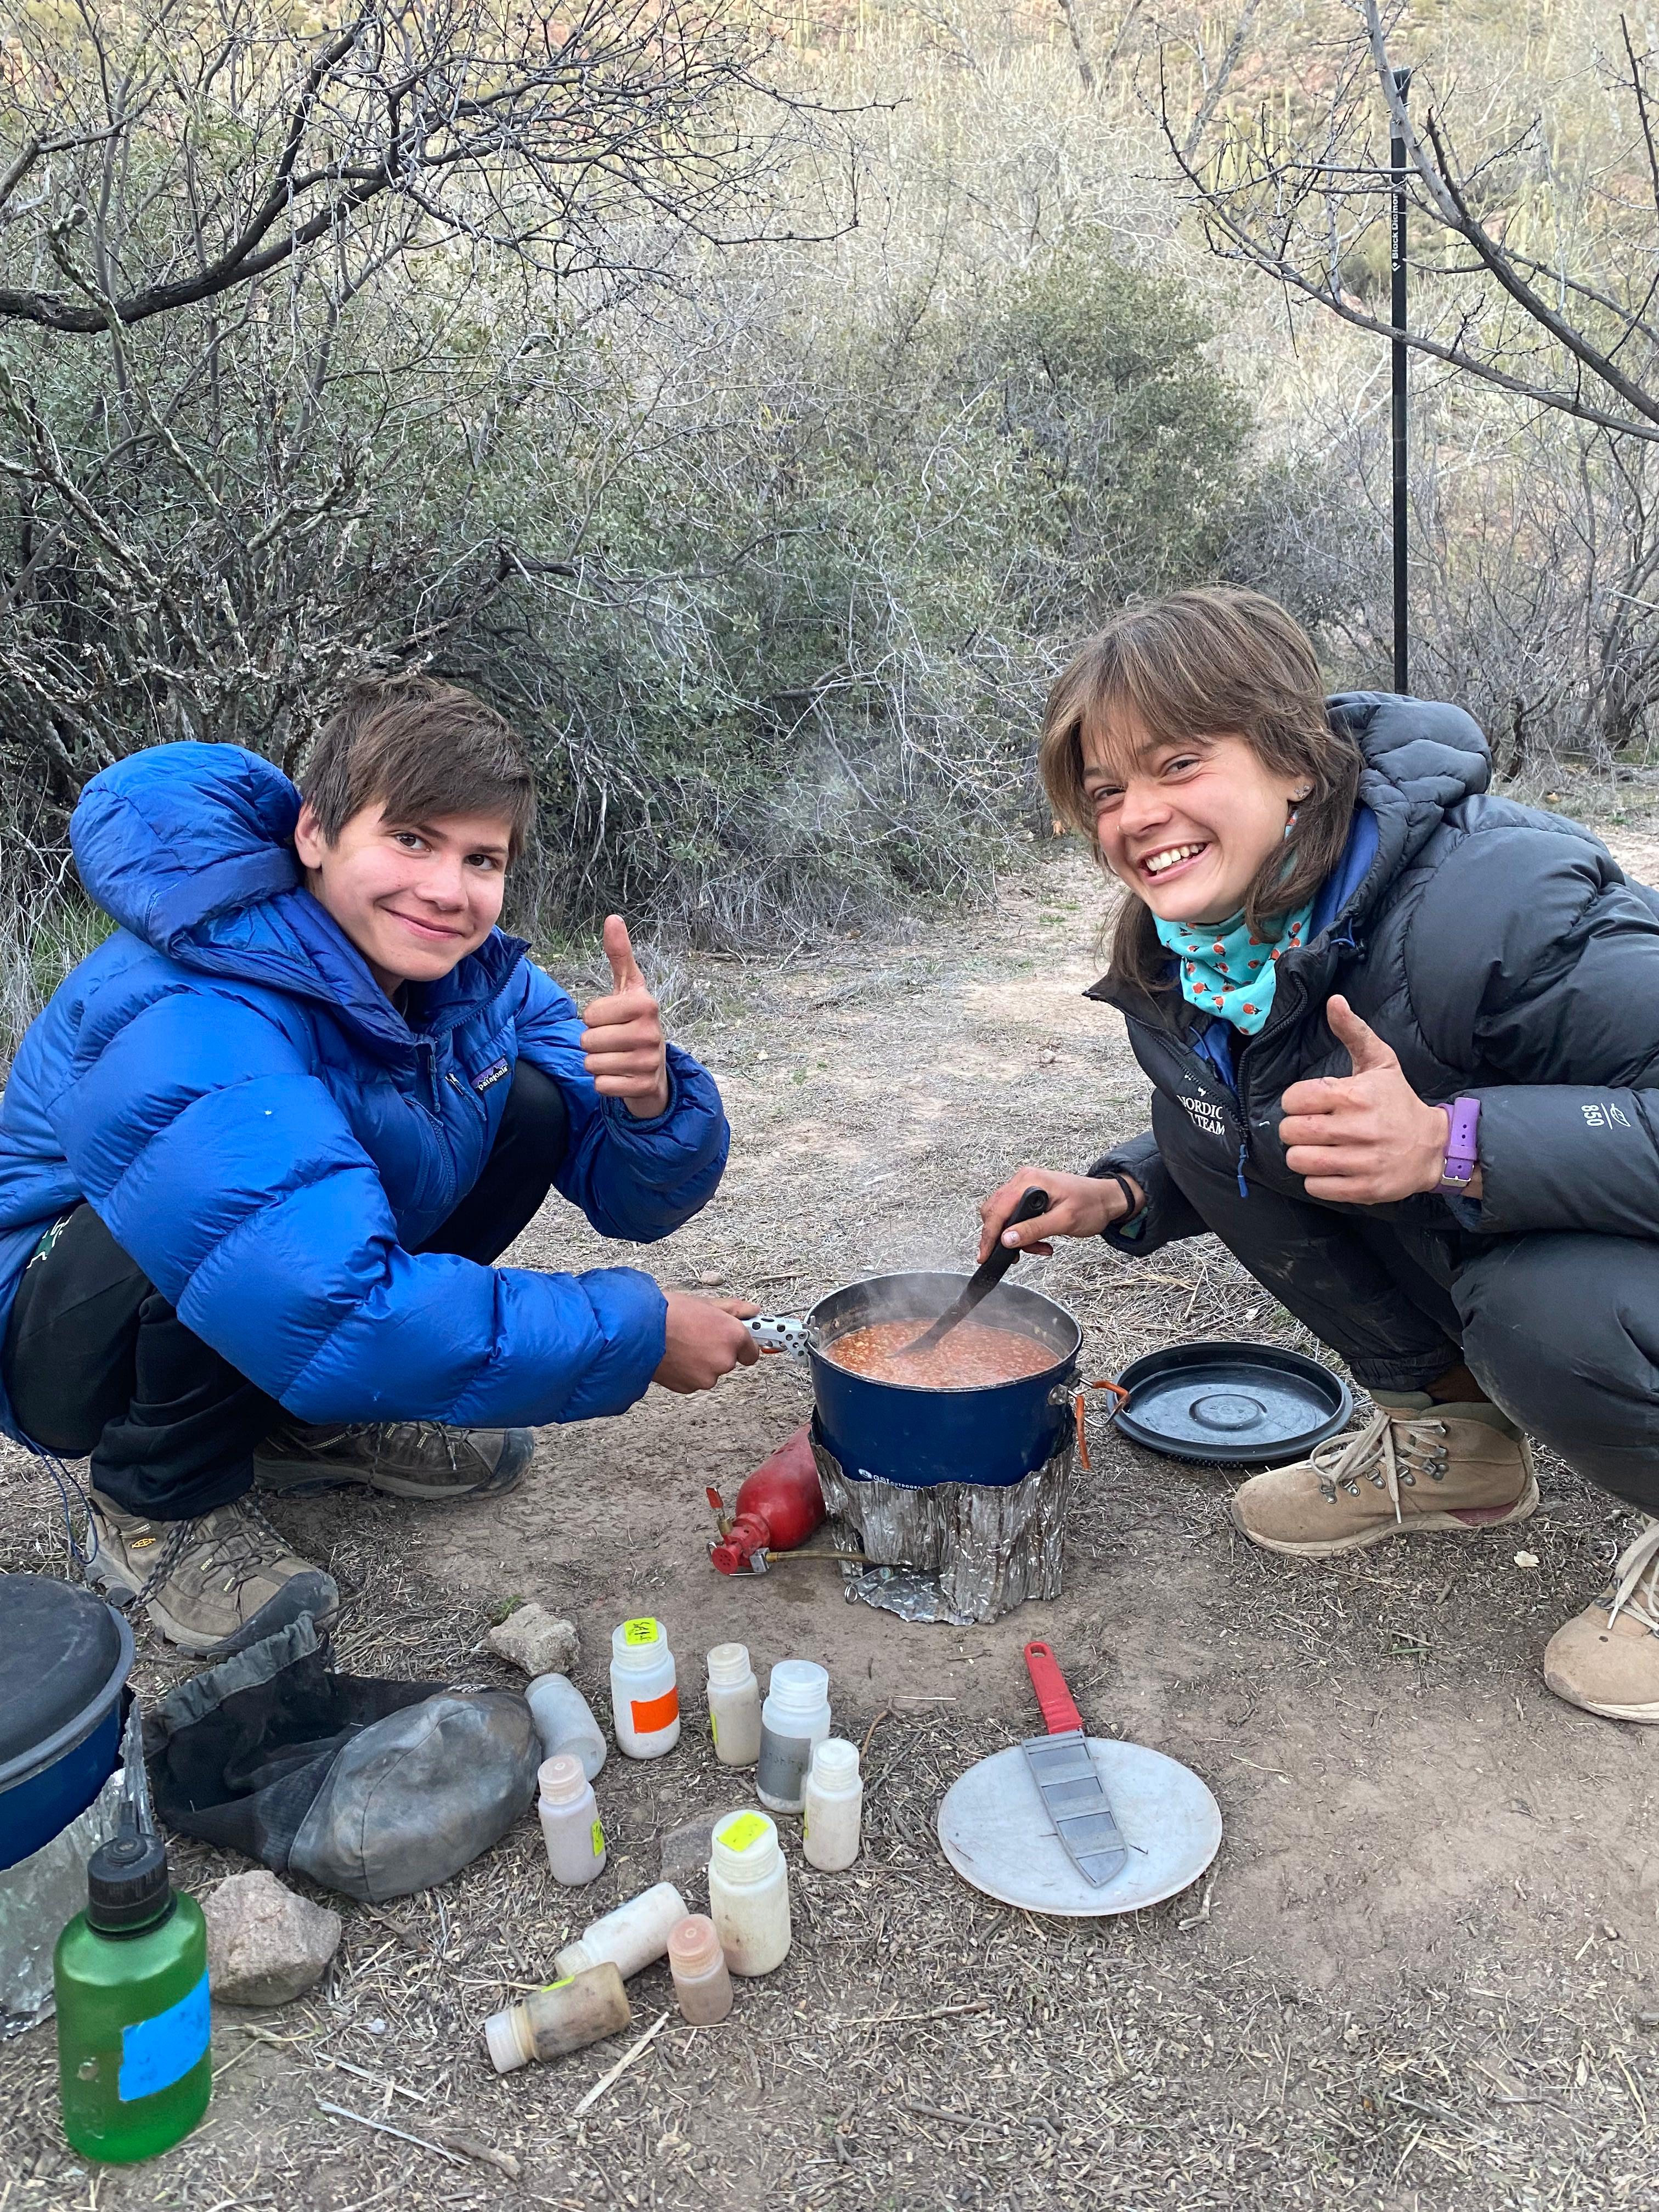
[609,1616,681,1758]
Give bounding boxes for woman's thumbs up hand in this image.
[580,915,670,1118]
[1278,995,1452,1203]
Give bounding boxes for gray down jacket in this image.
[1090,692,1659,1249]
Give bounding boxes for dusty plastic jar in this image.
[755,1659,831,1814]
[706,1643,762,1768]
[554,1882,689,1982]
[483,1962,629,2073]
[538,1755,606,1887]
[667,1914,734,2024]
[610,1617,680,1758]
[802,1737,863,1872]
[526,1673,607,1780]
[707,1809,791,1976]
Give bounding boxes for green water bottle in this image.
[53,1815,211,2163]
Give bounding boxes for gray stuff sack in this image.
[145,1614,539,1901]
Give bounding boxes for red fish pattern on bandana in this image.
[1152,902,1314,1034]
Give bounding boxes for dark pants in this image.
[1,1062,569,1521]
[1155,1090,1659,1517]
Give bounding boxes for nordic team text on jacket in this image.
[0,744,730,1442]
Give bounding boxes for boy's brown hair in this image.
[301,676,535,860]
[1037,586,1363,997]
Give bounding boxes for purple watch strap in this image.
[1437,1096,1480,1190]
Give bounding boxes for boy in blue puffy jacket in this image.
[0,679,754,1653]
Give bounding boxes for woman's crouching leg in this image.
[1455,1233,1659,1519]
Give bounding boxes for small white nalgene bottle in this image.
[667,1913,735,2025]
[755,1659,831,1814]
[707,1809,792,1976]
[802,1737,863,1872]
[526,1673,607,1780]
[553,1882,689,1982]
[706,1643,762,1768]
[610,1616,680,1758]
[537,1755,606,1887]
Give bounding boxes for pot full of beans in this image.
[747,1273,1084,1491]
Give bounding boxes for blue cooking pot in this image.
[0,1575,134,1870]
[800,1271,1082,1490]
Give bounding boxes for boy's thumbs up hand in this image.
[1278,995,1451,1204]
[604,913,645,995]
[582,913,670,1119]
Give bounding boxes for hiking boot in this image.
[253,1418,533,1501]
[1229,1395,1538,1558]
[86,1491,339,1656]
[1543,1519,1659,1723]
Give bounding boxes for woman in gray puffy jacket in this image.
[979,585,1659,1725]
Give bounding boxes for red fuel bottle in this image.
[709,1426,825,1573]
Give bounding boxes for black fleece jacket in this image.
[1090,692,1659,1250]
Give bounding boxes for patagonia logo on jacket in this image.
[472,1057,511,1093]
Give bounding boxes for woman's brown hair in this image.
[1037,586,1363,998]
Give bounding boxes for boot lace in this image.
[1605,1517,1659,1635]
[135,1497,293,1602]
[1309,1407,1450,1524]
[286,1420,468,1474]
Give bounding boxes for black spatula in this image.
[899,1186,1050,1359]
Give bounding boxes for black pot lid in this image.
[0,1573,134,1791]
[1111,1340,1352,1467]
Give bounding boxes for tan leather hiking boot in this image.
[86,1492,339,1655]
[1229,1395,1538,1558]
[1543,1519,1659,1723]
[254,1418,532,1500]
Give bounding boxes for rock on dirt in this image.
[486,1603,580,1676]
[659,1812,723,1887]
[204,1870,342,2005]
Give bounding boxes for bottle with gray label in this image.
[755,1659,832,1814]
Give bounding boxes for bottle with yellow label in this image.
[536,1756,606,1886]
[609,1617,680,1758]
[707,1809,791,1976]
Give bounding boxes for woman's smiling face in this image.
[1081,714,1308,927]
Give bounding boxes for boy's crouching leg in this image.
[255,1419,533,1500]
[87,1492,339,1657]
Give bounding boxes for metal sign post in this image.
[1391,66,1412,695]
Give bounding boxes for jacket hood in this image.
[71,743,525,1055]
[1330,689,1489,834]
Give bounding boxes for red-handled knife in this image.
[1022,1640,1128,1887]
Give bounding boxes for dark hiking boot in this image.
[1544,1517,1659,1723]
[253,1419,533,1501]
[1229,1395,1537,1558]
[86,1491,338,1656]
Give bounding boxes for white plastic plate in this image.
[938,1736,1222,1916]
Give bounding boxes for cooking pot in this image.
[0,1575,134,1871]
[753,1271,1084,1491]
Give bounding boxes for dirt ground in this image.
[4,809,1659,2210]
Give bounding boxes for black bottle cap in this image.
[87,1828,172,1932]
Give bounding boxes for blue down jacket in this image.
[0,744,730,1442]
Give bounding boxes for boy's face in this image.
[293,800,511,995]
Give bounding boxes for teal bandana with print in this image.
[1153,900,1314,1035]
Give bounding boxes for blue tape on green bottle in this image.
[119,1972,210,2102]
